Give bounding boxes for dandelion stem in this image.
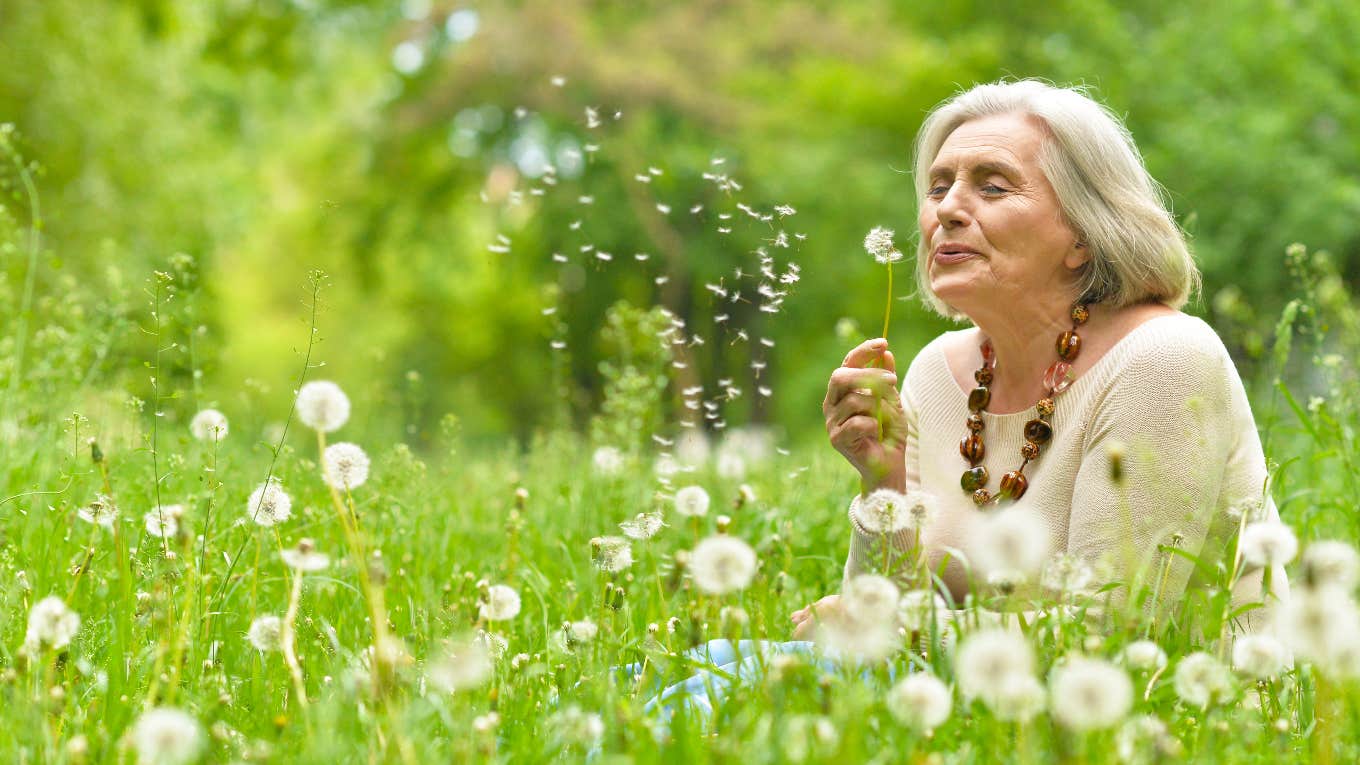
[881,262,893,341]
[282,570,309,708]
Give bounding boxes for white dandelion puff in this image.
[1116,715,1181,764]
[130,707,204,765]
[322,442,371,490]
[1049,656,1133,730]
[852,489,937,535]
[78,494,119,528]
[886,673,952,731]
[1232,634,1290,679]
[1239,521,1298,567]
[674,485,710,517]
[427,636,493,693]
[549,706,605,748]
[1173,652,1234,708]
[988,673,1048,722]
[1121,640,1168,672]
[25,596,80,653]
[971,508,1052,584]
[841,574,900,624]
[189,408,228,442]
[864,226,902,264]
[479,584,522,621]
[1275,585,1360,672]
[592,446,624,476]
[898,590,950,634]
[1300,540,1359,591]
[295,381,351,433]
[689,535,757,594]
[246,478,292,527]
[619,511,665,540]
[591,536,633,573]
[247,615,283,652]
[954,628,1035,707]
[281,538,330,572]
[143,505,185,539]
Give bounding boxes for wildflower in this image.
[247,615,282,652]
[559,619,599,649]
[689,535,757,594]
[78,494,118,528]
[1172,652,1234,708]
[1274,585,1360,672]
[591,536,633,573]
[549,706,604,748]
[674,485,711,518]
[1121,640,1168,672]
[988,674,1048,722]
[476,629,509,660]
[898,589,950,634]
[479,584,522,621]
[716,452,747,480]
[1232,634,1289,679]
[295,381,350,433]
[954,628,1036,711]
[1300,540,1359,591]
[1239,521,1298,567]
[427,636,493,693]
[863,226,902,264]
[322,442,370,490]
[189,408,229,442]
[842,574,900,623]
[143,505,185,539]
[1041,554,1095,595]
[1049,656,1133,730]
[129,707,204,765]
[1116,715,1182,764]
[592,446,624,476]
[852,489,936,535]
[281,538,330,572]
[970,508,1052,585]
[886,673,952,731]
[246,478,292,527]
[619,511,665,540]
[24,595,80,652]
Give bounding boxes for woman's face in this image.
[918,113,1087,317]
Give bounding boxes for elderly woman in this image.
[793,79,1288,636]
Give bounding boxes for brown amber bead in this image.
[974,367,994,385]
[980,341,995,364]
[967,413,985,432]
[960,465,989,492]
[1036,398,1056,416]
[999,470,1029,500]
[1020,441,1041,460]
[972,488,994,506]
[1056,331,1082,361]
[1024,418,1053,445]
[960,434,985,464]
[968,386,991,412]
[1071,304,1090,325]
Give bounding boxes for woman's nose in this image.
[935,183,970,229]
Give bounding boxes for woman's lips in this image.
[933,250,978,265]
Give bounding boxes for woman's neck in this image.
[972,299,1092,413]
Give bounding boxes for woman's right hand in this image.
[824,338,908,493]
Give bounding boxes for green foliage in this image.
[589,300,675,453]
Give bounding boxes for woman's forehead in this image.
[931,114,1046,172]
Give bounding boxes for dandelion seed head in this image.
[143,505,185,539]
[842,574,900,624]
[427,636,493,693]
[1116,715,1181,764]
[1172,652,1234,708]
[1121,640,1168,671]
[1240,521,1298,567]
[886,672,952,731]
[1301,540,1358,591]
[189,408,228,442]
[281,538,330,572]
[591,536,633,573]
[591,446,624,476]
[130,707,204,765]
[247,615,282,652]
[24,595,80,653]
[479,584,522,621]
[549,706,604,748]
[689,535,757,594]
[1275,585,1360,672]
[246,478,292,527]
[851,488,936,535]
[971,509,1052,584]
[954,628,1036,708]
[78,494,119,528]
[674,485,710,517]
[1232,633,1289,679]
[296,381,351,433]
[1049,656,1133,730]
[619,511,665,540]
[897,589,950,634]
[864,226,901,264]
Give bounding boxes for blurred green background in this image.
[3,0,1357,448]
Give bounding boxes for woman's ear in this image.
[1064,240,1090,270]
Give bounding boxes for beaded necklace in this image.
[960,303,1090,506]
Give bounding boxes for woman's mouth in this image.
[933,244,980,265]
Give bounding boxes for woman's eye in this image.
[981,183,1007,194]
[927,185,949,197]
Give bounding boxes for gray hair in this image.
[912,79,1199,317]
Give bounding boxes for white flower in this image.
[898,589,950,634]
[1116,715,1181,764]
[1239,521,1298,567]
[1301,541,1360,591]
[716,451,747,480]
[591,536,633,573]
[783,714,838,761]
[246,478,292,527]
[1049,656,1133,730]
[143,505,185,539]
[1232,634,1289,679]
[886,673,952,731]
[296,380,351,433]
[954,628,1036,710]
[674,485,710,517]
[1172,652,1234,708]
[653,454,681,479]
[25,596,80,652]
[559,619,599,648]
[675,431,711,467]
[841,574,900,624]
[480,584,522,621]
[592,446,624,476]
[864,226,902,264]
[970,508,1052,585]
[549,706,604,748]
[1041,554,1096,594]
[689,535,757,594]
[280,538,330,572]
[1121,640,1168,672]
[247,615,282,652]
[476,629,509,660]
[427,636,493,693]
[78,494,119,528]
[619,511,665,540]
[1274,585,1360,673]
[988,673,1048,722]
[130,707,204,765]
[852,489,936,535]
[322,442,371,490]
[189,408,229,442]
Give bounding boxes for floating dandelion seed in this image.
[550,75,566,87]
[143,505,185,539]
[620,511,665,540]
[584,107,600,128]
[24,595,80,653]
[281,538,330,572]
[689,535,757,594]
[246,478,292,527]
[591,536,633,573]
[1232,634,1289,679]
[1240,521,1298,567]
[427,636,493,693]
[479,584,522,621]
[887,673,952,731]
[130,707,204,765]
[296,381,350,433]
[674,485,710,517]
[1173,652,1234,708]
[323,442,371,490]
[78,494,118,528]
[247,615,283,652]
[189,408,228,442]
[1049,656,1133,731]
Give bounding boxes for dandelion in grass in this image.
[281,538,330,572]
[1049,656,1133,730]
[143,505,184,539]
[322,442,370,490]
[591,446,624,476]
[1275,585,1360,672]
[427,641,492,694]
[476,629,509,660]
[550,706,605,748]
[970,508,1051,586]
[1232,634,1290,679]
[1173,652,1234,708]
[296,380,350,433]
[716,451,746,480]
[130,707,204,765]
[189,408,228,442]
[1300,540,1359,590]
[689,535,757,594]
[852,488,936,535]
[954,628,1036,709]
[78,494,118,528]
[818,574,902,661]
[864,226,902,340]
[783,715,838,762]
[1116,715,1182,764]
[989,674,1048,723]
[887,673,952,732]
[898,589,950,634]
[673,485,710,517]
[1239,521,1298,567]
[591,536,633,573]
[1121,640,1168,672]
[247,615,283,652]
[842,574,900,622]
[246,478,292,527]
[24,595,80,653]
[556,619,600,651]
[619,511,665,540]
[479,584,522,621]
[1041,553,1096,595]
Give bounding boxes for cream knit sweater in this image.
[843,313,1288,627]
